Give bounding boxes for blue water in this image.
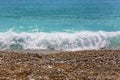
[0,0,120,50]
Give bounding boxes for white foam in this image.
[0,30,120,51]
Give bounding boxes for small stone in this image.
[48,65,52,68]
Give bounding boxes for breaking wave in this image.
[0,30,120,51]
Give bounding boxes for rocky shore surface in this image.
[0,50,120,80]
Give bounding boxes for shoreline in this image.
[0,50,120,80]
[1,49,119,54]
[2,49,63,54]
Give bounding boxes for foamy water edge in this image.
[0,30,120,51]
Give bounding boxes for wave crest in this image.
[0,31,120,51]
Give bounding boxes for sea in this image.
[0,0,120,51]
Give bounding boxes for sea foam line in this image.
[0,31,120,51]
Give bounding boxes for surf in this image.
[0,30,119,51]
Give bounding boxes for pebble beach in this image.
[0,50,120,80]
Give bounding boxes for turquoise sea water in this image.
[0,0,120,51]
